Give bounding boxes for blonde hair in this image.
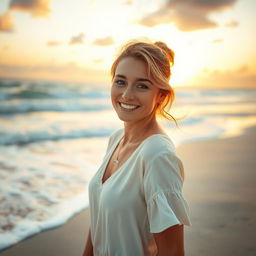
[111,39,177,125]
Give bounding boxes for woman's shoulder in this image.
[141,133,176,159]
[140,134,184,181]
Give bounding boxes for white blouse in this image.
[88,129,191,256]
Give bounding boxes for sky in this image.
[0,0,255,88]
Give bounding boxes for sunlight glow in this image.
[0,0,255,87]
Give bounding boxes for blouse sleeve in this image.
[143,151,191,233]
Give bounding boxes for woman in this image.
[83,40,191,256]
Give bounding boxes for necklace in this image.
[112,136,144,165]
[113,137,124,165]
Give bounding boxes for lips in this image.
[118,102,140,110]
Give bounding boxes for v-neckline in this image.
[100,131,169,186]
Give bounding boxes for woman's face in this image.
[111,57,161,123]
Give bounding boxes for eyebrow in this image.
[115,74,153,85]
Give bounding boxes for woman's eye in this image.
[114,80,125,86]
[137,84,149,89]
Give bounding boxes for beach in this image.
[1,125,255,256]
[0,0,255,253]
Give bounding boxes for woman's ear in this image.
[157,90,165,103]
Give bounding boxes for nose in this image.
[121,85,134,100]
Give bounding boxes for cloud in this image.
[93,58,104,63]
[122,0,133,5]
[212,39,223,43]
[69,33,85,45]
[93,36,114,46]
[192,65,256,88]
[47,41,61,47]
[236,65,249,74]
[225,20,239,27]
[138,0,238,31]
[0,12,14,32]
[9,0,52,17]
[0,63,109,83]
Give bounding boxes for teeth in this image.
[120,103,138,110]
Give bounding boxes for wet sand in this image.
[1,126,256,256]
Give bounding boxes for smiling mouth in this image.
[119,102,140,110]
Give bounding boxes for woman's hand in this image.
[153,224,184,256]
[82,228,94,256]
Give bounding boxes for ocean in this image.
[0,78,256,251]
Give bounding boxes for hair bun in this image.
[154,41,175,66]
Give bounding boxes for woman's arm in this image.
[82,228,94,256]
[153,224,184,256]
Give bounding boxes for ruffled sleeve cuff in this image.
[147,190,192,233]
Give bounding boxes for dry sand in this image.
[1,126,255,256]
[181,126,256,256]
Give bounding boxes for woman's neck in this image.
[122,115,163,145]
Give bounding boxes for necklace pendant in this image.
[113,159,119,164]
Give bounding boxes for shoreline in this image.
[1,125,256,256]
